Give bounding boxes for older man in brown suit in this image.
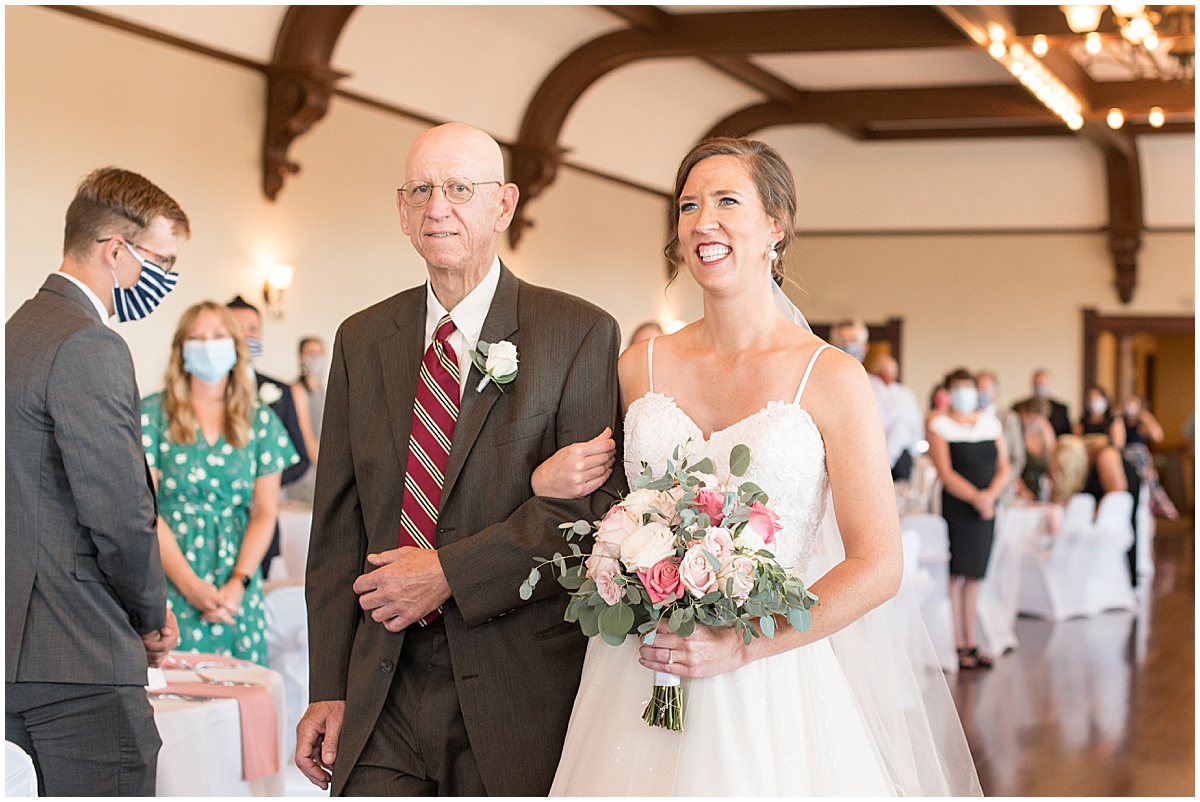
[296,123,623,795]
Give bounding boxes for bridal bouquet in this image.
[520,443,819,731]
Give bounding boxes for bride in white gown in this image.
[540,138,981,796]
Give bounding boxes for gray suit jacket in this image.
[6,274,166,686]
[306,265,624,796]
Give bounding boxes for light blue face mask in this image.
[950,386,979,413]
[841,342,867,362]
[183,339,238,383]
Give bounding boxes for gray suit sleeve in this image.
[439,314,625,627]
[47,327,166,634]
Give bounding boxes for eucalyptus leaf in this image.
[599,602,634,644]
[668,607,686,631]
[527,566,541,590]
[729,444,751,477]
[518,581,533,601]
[759,613,776,638]
[572,520,592,536]
[625,584,643,606]
[578,603,600,637]
[691,457,715,475]
[676,616,696,637]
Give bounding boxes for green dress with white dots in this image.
[141,393,299,666]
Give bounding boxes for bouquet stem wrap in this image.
[643,671,683,731]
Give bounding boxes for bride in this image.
[534,137,981,796]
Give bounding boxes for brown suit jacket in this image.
[306,264,624,796]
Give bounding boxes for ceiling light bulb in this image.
[1010,60,1026,76]
[1107,108,1125,128]
[1027,74,1045,91]
[1061,5,1106,33]
[1110,3,1145,18]
[1067,114,1084,130]
[989,41,1007,58]
[1143,31,1159,50]
[1033,35,1050,56]
[1124,15,1154,43]
[1149,106,1165,127]
[1086,32,1104,53]
[988,23,1007,42]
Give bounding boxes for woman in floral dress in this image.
[142,301,298,665]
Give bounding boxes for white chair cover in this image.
[276,506,313,581]
[1086,491,1136,613]
[1134,481,1156,581]
[1016,495,1095,620]
[5,741,37,797]
[264,585,309,759]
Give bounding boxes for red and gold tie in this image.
[398,314,459,624]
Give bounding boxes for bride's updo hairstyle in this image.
[664,137,797,285]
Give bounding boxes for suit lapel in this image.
[379,291,427,503]
[441,264,520,504]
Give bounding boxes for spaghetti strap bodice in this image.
[646,336,656,394]
[794,344,833,405]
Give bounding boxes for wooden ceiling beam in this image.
[510,5,969,245]
[262,5,357,201]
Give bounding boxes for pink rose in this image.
[637,558,685,604]
[693,487,726,526]
[595,506,641,554]
[746,500,781,545]
[717,555,756,603]
[679,544,717,597]
[701,527,735,568]
[593,562,626,606]
[657,486,687,523]
[585,549,620,579]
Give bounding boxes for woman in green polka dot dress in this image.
[141,302,299,666]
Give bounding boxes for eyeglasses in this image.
[96,237,177,272]
[397,177,503,208]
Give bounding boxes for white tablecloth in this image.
[152,661,288,796]
[977,503,1053,656]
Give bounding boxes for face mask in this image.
[1034,384,1050,398]
[302,356,325,376]
[950,386,979,413]
[111,241,178,322]
[1089,397,1109,416]
[977,388,995,410]
[246,337,264,361]
[841,342,867,362]
[183,339,238,383]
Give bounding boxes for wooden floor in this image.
[951,517,1195,796]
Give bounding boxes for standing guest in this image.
[226,295,310,574]
[6,167,182,795]
[831,320,907,478]
[287,336,326,503]
[926,382,951,432]
[1014,397,1057,501]
[1015,368,1071,438]
[927,369,1010,670]
[978,371,1025,503]
[869,354,923,480]
[142,301,299,665]
[627,319,664,348]
[295,123,623,796]
[1075,385,1126,447]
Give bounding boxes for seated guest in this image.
[1119,394,1178,520]
[1014,397,1056,501]
[142,301,299,665]
[1054,434,1141,583]
[1074,385,1126,447]
[1015,368,1072,438]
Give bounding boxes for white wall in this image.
[6,6,1194,415]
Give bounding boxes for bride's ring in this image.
[667,649,673,665]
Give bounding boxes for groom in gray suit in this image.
[6,167,186,795]
[296,123,623,795]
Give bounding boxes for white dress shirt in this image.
[423,256,501,400]
[57,271,111,327]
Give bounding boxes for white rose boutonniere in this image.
[470,339,518,393]
[258,382,283,405]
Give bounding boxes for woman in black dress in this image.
[927,369,1010,670]
[1074,385,1126,446]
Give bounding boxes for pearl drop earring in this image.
[769,242,779,262]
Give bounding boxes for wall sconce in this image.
[263,263,294,320]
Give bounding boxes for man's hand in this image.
[531,426,615,499]
[353,547,451,631]
[142,608,180,667]
[295,700,345,790]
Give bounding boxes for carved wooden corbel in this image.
[262,6,357,201]
[507,142,567,248]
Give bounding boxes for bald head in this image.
[870,354,898,384]
[405,124,506,185]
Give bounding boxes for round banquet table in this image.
[151,658,288,796]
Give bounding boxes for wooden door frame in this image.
[1081,308,1194,409]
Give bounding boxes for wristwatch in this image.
[230,570,251,589]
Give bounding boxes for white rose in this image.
[734,525,772,556]
[619,522,678,572]
[258,383,283,405]
[620,488,662,522]
[716,555,756,603]
[485,340,519,378]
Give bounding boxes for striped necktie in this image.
[398,314,459,625]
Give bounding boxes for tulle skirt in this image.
[550,634,894,796]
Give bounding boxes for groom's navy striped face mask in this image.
[99,237,179,322]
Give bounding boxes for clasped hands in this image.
[353,546,451,632]
[184,575,246,625]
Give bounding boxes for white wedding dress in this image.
[550,343,982,796]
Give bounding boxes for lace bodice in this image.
[623,393,829,575]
